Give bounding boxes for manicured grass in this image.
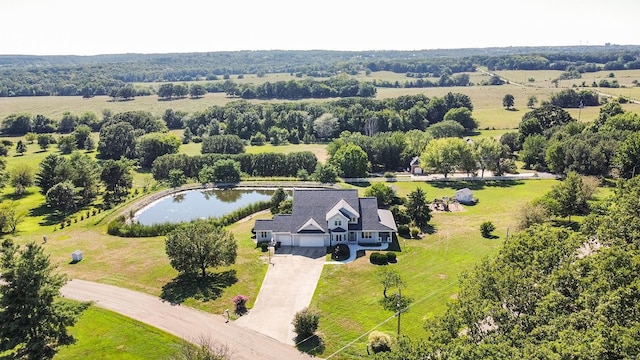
[56,305,184,359]
[313,179,558,358]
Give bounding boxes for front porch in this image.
[332,231,393,245]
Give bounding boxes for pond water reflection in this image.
[135,188,274,226]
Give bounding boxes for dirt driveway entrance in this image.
[235,247,326,345]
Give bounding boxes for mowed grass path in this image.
[314,179,557,358]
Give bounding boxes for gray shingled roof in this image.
[253,189,396,233]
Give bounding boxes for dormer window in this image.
[334,219,342,227]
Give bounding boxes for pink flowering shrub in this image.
[233,294,249,314]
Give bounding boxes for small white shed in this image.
[71,250,83,263]
[455,188,474,204]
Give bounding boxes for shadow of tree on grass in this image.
[161,269,237,305]
[295,334,325,356]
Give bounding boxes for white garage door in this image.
[298,235,326,247]
[276,234,292,246]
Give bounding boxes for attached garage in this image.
[275,233,292,246]
[297,235,326,247]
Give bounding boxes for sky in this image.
[1,0,639,56]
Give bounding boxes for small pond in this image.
[135,188,274,226]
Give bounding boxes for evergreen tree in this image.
[405,187,431,228]
[0,240,88,359]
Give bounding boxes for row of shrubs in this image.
[56,208,102,230]
[369,251,397,265]
[397,225,421,238]
[107,200,273,237]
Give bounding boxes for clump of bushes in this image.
[370,252,388,265]
[332,244,350,261]
[260,242,268,252]
[386,252,397,263]
[368,331,392,354]
[292,307,320,340]
[397,225,410,238]
[480,221,496,238]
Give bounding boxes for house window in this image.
[260,231,268,238]
[362,232,372,239]
[334,219,342,227]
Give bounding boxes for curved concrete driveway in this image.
[235,247,326,345]
[61,279,312,360]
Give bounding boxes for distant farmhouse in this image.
[410,156,423,175]
[254,189,397,247]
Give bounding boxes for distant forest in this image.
[1,45,640,98]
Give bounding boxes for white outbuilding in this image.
[455,188,475,204]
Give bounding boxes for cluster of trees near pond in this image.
[2,45,640,97]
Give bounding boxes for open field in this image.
[56,305,185,359]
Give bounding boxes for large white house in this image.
[254,189,397,247]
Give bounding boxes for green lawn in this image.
[314,179,558,358]
[56,305,185,359]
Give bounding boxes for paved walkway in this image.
[61,279,313,360]
[235,247,326,345]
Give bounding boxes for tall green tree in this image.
[405,187,431,228]
[331,143,370,178]
[614,132,640,179]
[165,221,237,278]
[10,163,35,195]
[100,158,134,202]
[211,159,242,183]
[443,107,477,131]
[135,132,181,168]
[15,140,27,156]
[35,154,67,195]
[546,171,589,221]
[45,181,76,215]
[97,121,137,160]
[313,163,338,184]
[520,135,547,170]
[0,240,87,359]
[420,137,472,178]
[502,94,515,109]
[68,152,101,205]
[364,182,396,208]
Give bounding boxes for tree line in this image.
[2,46,639,97]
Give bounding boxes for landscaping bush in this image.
[480,221,496,238]
[397,225,410,238]
[386,252,397,263]
[232,294,249,315]
[260,242,268,252]
[292,307,320,340]
[332,244,350,261]
[368,331,392,354]
[410,227,420,239]
[369,252,388,265]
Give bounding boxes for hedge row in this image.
[151,151,317,180]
